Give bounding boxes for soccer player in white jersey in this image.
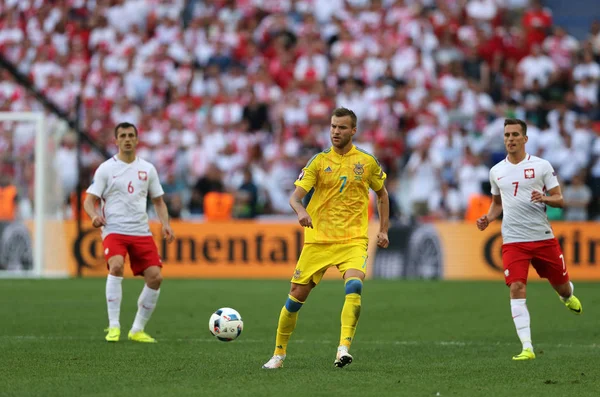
[476,118,582,361]
[84,122,175,343]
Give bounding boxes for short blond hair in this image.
[332,107,357,128]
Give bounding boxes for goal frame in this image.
[0,112,46,278]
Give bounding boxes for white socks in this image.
[106,275,123,328]
[131,285,160,334]
[107,276,160,333]
[511,299,532,351]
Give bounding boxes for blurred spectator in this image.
[162,172,187,197]
[406,143,439,217]
[165,193,186,220]
[189,163,225,215]
[457,150,490,209]
[203,191,234,221]
[54,132,78,204]
[0,173,18,221]
[589,21,600,54]
[588,129,600,218]
[429,181,462,221]
[234,169,259,219]
[466,0,498,24]
[522,0,553,49]
[543,26,579,73]
[563,171,593,221]
[517,44,557,89]
[242,90,270,133]
[464,191,493,223]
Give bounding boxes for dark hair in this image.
[332,107,357,128]
[114,122,138,138]
[504,118,527,136]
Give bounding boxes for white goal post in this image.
[0,111,69,278]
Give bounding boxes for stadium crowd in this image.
[0,0,599,221]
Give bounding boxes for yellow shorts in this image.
[291,242,368,285]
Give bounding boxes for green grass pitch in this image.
[1,279,599,397]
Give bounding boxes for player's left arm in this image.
[149,166,175,243]
[531,185,564,208]
[531,162,563,208]
[151,195,175,243]
[374,186,390,248]
[369,157,389,248]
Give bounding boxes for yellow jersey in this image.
[294,145,387,244]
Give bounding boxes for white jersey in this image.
[87,156,164,239]
[489,154,559,243]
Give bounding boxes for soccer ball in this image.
[209,307,244,342]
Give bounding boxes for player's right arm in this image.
[85,164,108,228]
[84,193,106,228]
[289,186,312,228]
[290,154,319,228]
[477,194,502,231]
[477,169,503,231]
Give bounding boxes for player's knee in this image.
[509,281,526,297]
[146,273,163,289]
[289,282,312,302]
[108,257,125,276]
[109,267,124,277]
[345,278,363,295]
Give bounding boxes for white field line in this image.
[1,335,600,349]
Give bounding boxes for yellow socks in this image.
[274,294,303,356]
[272,278,363,356]
[340,277,363,348]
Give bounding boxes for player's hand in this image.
[531,190,545,203]
[162,224,175,243]
[91,215,106,228]
[297,211,313,228]
[476,215,490,231]
[376,232,389,248]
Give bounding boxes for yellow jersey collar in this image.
[330,145,356,157]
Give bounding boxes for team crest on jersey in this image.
[138,171,148,181]
[353,162,365,175]
[524,169,535,179]
[293,269,302,279]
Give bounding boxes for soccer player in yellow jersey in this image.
[262,107,390,369]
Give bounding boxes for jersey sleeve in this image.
[86,164,108,198]
[542,161,559,191]
[294,154,319,192]
[148,165,165,199]
[368,156,387,191]
[489,169,500,195]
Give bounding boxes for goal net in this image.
[0,112,70,278]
